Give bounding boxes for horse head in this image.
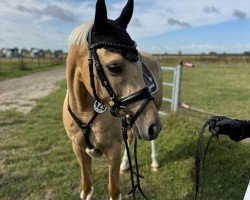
[81,0,162,141]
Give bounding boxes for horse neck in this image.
[67,58,94,116]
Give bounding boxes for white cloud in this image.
[0,0,250,52]
[0,0,82,51]
[203,6,220,14]
[127,0,250,39]
[233,9,247,20]
[167,18,191,28]
[16,4,76,22]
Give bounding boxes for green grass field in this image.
[0,57,65,81]
[0,63,249,200]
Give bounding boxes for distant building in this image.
[0,48,4,57]
[21,48,30,57]
[53,50,63,59]
[0,48,19,57]
[30,48,45,58]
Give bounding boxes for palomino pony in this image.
[63,0,162,199]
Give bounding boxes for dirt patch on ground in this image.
[0,68,65,114]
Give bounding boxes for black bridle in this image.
[87,26,153,124]
[68,25,154,199]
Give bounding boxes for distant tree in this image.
[45,49,52,53]
[243,51,250,56]
[53,50,63,59]
[21,48,30,58]
[208,51,217,56]
[44,49,52,59]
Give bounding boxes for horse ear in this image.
[94,0,108,31]
[115,0,134,28]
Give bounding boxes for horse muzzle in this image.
[132,119,162,141]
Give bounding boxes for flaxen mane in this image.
[68,21,93,47]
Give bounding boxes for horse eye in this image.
[107,64,122,75]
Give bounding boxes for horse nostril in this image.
[148,124,157,138]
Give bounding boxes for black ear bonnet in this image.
[90,0,138,62]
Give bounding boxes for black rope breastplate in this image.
[67,97,98,150]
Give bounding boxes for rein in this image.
[194,117,221,200]
[122,120,149,200]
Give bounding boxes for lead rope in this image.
[122,119,148,200]
[195,118,219,200]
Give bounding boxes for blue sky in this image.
[0,0,249,54]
